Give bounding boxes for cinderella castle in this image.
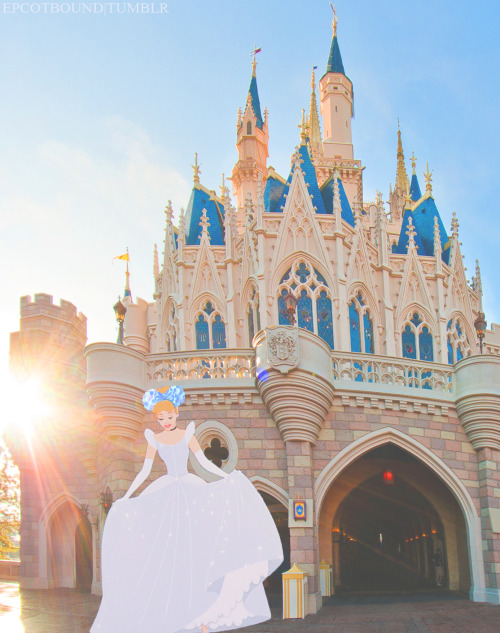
[7,12,500,613]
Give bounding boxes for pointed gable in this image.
[274,144,327,214]
[184,184,225,246]
[411,196,450,263]
[320,172,355,226]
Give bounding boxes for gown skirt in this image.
[90,462,283,633]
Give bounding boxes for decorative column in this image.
[456,355,500,603]
[254,326,335,615]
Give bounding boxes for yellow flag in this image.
[114,253,129,261]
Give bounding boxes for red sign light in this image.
[383,470,394,485]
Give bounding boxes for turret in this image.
[231,50,269,232]
[319,11,354,160]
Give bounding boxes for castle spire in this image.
[246,46,264,129]
[123,248,132,300]
[395,126,409,193]
[319,7,353,160]
[308,65,323,157]
[326,3,345,75]
[299,109,308,145]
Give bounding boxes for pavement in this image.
[1,581,500,633]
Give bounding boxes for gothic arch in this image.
[314,427,486,601]
[249,476,289,509]
[190,293,227,322]
[38,492,95,589]
[347,283,380,324]
[397,303,436,334]
[270,251,336,296]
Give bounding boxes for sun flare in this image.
[2,374,51,437]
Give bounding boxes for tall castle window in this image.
[166,302,178,352]
[247,288,261,347]
[246,121,252,135]
[402,312,433,361]
[447,317,471,364]
[195,302,227,350]
[277,261,334,349]
[348,292,374,354]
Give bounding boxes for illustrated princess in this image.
[90,385,283,633]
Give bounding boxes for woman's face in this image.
[156,408,178,430]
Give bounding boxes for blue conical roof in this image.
[248,72,264,130]
[326,35,345,75]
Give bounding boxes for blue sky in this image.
[1,0,499,377]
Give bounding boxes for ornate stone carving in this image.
[267,327,299,374]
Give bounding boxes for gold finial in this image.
[192,153,201,184]
[404,185,413,208]
[424,162,433,193]
[298,108,308,144]
[410,151,417,174]
[165,200,173,222]
[250,45,262,76]
[330,3,338,36]
[311,65,317,90]
[220,173,230,200]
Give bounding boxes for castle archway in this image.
[75,516,93,592]
[47,499,82,588]
[315,428,486,601]
[252,479,290,604]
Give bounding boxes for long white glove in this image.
[194,449,228,478]
[123,458,154,499]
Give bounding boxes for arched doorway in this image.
[258,491,290,605]
[75,516,93,592]
[48,500,81,588]
[333,445,452,592]
[316,428,485,600]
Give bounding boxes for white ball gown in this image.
[90,422,284,633]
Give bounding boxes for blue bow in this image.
[143,386,185,411]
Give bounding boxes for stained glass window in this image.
[349,302,361,353]
[297,289,314,332]
[364,312,374,354]
[419,327,433,361]
[402,325,416,359]
[196,314,210,350]
[317,290,334,349]
[212,314,226,349]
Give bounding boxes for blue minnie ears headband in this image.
[143,386,185,411]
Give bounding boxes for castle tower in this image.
[319,11,353,160]
[231,51,269,233]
